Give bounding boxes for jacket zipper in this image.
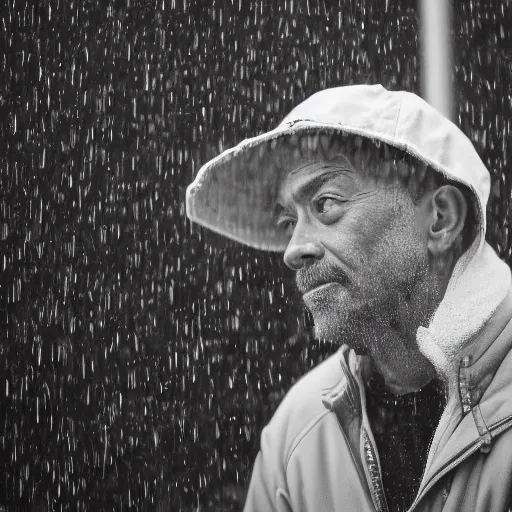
[362,428,389,512]
[406,415,512,511]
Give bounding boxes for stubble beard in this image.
[308,287,401,355]
[306,253,432,358]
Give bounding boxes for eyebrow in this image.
[275,168,353,212]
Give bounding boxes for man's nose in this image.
[283,236,325,270]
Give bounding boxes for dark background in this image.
[1,0,512,510]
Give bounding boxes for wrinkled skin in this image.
[276,157,465,394]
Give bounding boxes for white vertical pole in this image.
[420,0,454,121]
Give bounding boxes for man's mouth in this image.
[302,282,342,296]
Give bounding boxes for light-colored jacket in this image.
[244,244,512,511]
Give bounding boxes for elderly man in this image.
[186,85,512,511]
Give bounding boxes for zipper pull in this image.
[458,355,492,453]
[458,355,473,415]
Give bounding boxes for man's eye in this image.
[277,218,296,235]
[314,197,342,214]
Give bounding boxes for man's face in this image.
[275,156,439,388]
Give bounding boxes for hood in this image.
[417,236,511,391]
[186,84,491,251]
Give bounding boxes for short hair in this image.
[277,130,478,251]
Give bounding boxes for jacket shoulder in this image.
[265,347,348,466]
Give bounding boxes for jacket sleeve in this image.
[243,424,292,512]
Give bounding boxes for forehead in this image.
[276,156,358,205]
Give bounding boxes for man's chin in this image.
[303,284,352,322]
[312,316,368,355]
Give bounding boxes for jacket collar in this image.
[415,284,512,504]
[457,286,512,402]
[413,320,512,506]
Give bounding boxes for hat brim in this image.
[186,121,394,252]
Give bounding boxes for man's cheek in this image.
[346,207,393,249]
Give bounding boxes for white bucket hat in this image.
[186,84,490,252]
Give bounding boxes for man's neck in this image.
[361,323,436,395]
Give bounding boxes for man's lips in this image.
[302,282,341,296]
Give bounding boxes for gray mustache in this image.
[295,261,349,294]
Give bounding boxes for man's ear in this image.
[427,185,468,256]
